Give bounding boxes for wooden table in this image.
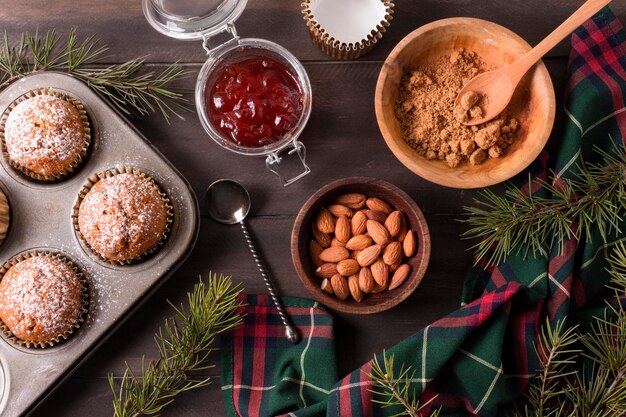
[0,1,622,415]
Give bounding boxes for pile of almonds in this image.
[310,193,418,302]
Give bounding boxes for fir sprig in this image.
[608,241,626,292]
[460,143,626,267]
[512,319,581,417]
[0,28,190,121]
[368,243,626,416]
[109,273,245,417]
[366,350,440,417]
[508,243,626,416]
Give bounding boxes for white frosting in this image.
[309,0,388,44]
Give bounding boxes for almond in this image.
[345,234,372,251]
[366,197,393,215]
[320,278,334,295]
[384,211,403,237]
[389,260,402,273]
[331,274,349,300]
[337,259,359,276]
[358,267,375,293]
[356,244,381,267]
[403,230,417,257]
[371,282,388,293]
[335,216,351,243]
[312,225,332,248]
[336,193,366,209]
[365,209,387,224]
[316,208,335,234]
[315,263,337,279]
[371,258,389,287]
[367,220,390,246]
[310,240,324,267]
[350,250,361,260]
[348,274,364,302]
[397,215,408,242]
[331,237,346,248]
[383,241,403,266]
[319,246,349,263]
[351,211,368,235]
[389,264,411,290]
[328,204,353,218]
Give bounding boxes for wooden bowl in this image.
[375,18,556,188]
[291,177,431,314]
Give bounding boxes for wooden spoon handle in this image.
[513,0,611,76]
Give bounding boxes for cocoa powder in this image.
[395,49,520,167]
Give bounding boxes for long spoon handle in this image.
[513,0,611,75]
[240,220,300,344]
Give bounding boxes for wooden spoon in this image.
[455,0,611,126]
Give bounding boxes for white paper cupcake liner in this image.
[302,0,394,60]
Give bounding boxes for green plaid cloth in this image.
[221,7,626,416]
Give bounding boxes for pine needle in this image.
[365,350,441,417]
[522,318,581,416]
[0,28,190,122]
[608,241,626,293]
[460,142,626,267]
[508,244,626,416]
[108,273,245,417]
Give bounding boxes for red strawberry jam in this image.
[207,57,304,148]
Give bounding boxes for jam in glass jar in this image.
[143,0,312,186]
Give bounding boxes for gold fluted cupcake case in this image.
[0,88,91,182]
[72,166,174,266]
[0,250,89,349]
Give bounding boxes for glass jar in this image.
[143,0,312,186]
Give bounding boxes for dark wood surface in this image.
[0,0,621,416]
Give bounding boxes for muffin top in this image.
[0,255,83,344]
[4,94,87,177]
[78,173,169,262]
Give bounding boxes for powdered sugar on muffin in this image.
[0,255,82,343]
[4,94,87,176]
[77,173,169,262]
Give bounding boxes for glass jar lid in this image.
[142,0,248,40]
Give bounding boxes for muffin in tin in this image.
[0,187,9,247]
[2,91,90,180]
[77,170,171,263]
[0,254,84,346]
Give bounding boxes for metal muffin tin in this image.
[0,72,200,416]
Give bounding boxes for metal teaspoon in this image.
[205,179,300,344]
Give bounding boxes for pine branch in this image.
[564,316,626,417]
[563,366,620,417]
[72,59,189,120]
[608,241,626,293]
[0,28,190,122]
[108,273,245,417]
[521,319,581,417]
[509,245,626,416]
[366,351,440,417]
[460,142,626,267]
[576,245,626,416]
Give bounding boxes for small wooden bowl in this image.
[375,18,556,188]
[291,177,431,314]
